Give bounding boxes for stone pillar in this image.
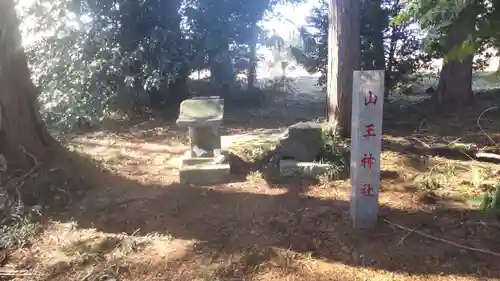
[350,70,384,230]
[188,126,221,157]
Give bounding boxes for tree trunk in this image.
[372,0,385,71]
[360,0,385,71]
[247,21,258,91]
[0,0,54,171]
[436,1,478,105]
[164,63,190,118]
[385,25,399,99]
[327,0,361,138]
[209,46,234,95]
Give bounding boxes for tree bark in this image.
[372,0,385,71]
[247,21,258,91]
[360,0,385,71]
[384,0,402,99]
[163,63,190,118]
[385,25,401,99]
[436,1,478,105]
[327,0,361,138]
[0,0,54,171]
[209,44,234,95]
[385,27,398,99]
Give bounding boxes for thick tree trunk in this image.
[327,0,361,138]
[372,0,385,71]
[385,25,399,99]
[0,0,54,171]
[247,21,258,91]
[373,43,385,71]
[209,46,234,95]
[384,0,401,99]
[436,1,478,105]
[163,63,190,118]
[360,0,385,71]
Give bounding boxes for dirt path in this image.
[11,79,500,281]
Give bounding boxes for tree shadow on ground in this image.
[383,91,500,146]
[47,150,500,280]
[85,92,326,138]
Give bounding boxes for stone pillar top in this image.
[176,97,224,127]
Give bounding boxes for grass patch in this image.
[0,216,40,250]
[246,171,264,182]
[58,233,162,267]
[228,134,282,165]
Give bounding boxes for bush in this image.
[317,123,350,179]
[480,184,500,217]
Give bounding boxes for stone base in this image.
[181,157,217,166]
[279,160,333,178]
[179,159,231,185]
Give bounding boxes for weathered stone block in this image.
[279,159,333,178]
[278,122,323,162]
[179,162,231,185]
[176,96,224,127]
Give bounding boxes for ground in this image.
[4,74,500,281]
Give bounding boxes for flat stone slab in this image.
[279,160,333,178]
[181,151,228,166]
[181,157,217,166]
[177,97,224,127]
[179,162,231,185]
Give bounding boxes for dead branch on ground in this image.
[0,268,33,277]
[384,219,500,258]
[476,152,500,163]
[384,137,500,164]
[477,107,498,147]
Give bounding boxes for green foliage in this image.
[318,124,348,168]
[290,0,431,93]
[0,217,39,249]
[480,187,500,213]
[20,0,301,131]
[290,0,328,87]
[22,0,188,131]
[467,183,500,219]
[312,123,350,181]
[261,77,298,98]
[395,0,500,70]
[0,184,41,250]
[479,183,500,215]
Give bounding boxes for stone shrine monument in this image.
[278,122,323,162]
[350,70,384,229]
[177,96,230,185]
[277,121,334,178]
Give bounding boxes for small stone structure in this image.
[277,121,333,178]
[177,96,230,185]
[279,122,323,161]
